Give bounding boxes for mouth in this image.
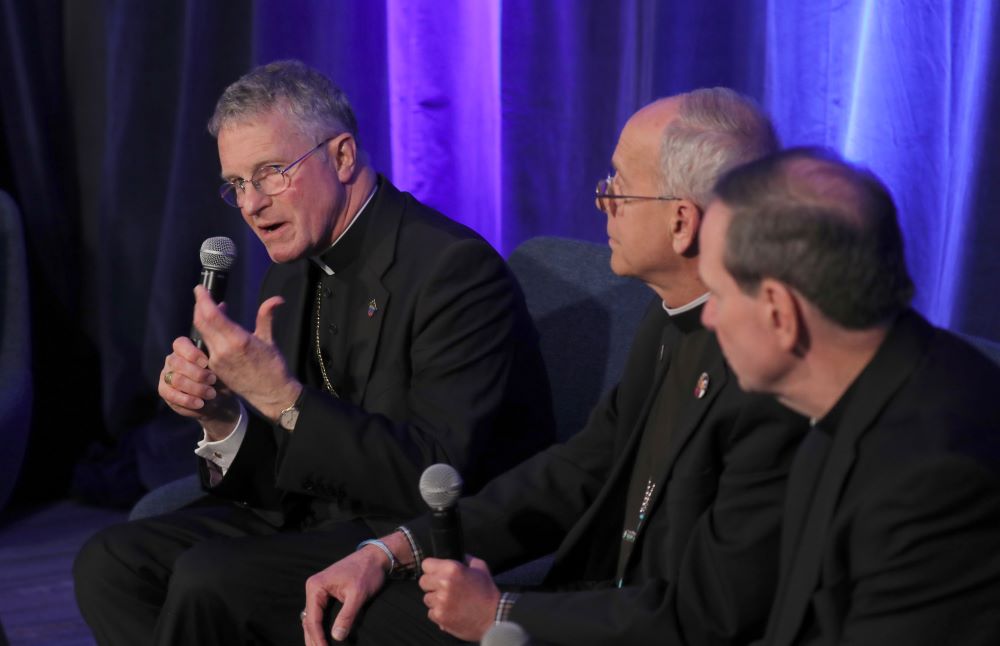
[258,222,287,238]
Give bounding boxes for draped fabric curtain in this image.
[1,0,997,504]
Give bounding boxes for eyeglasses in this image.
[219,135,339,208]
[595,173,680,217]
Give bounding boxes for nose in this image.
[240,186,272,218]
[597,198,616,220]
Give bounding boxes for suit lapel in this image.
[546,322,671,581]
[620,342,729,573]
[655,346,727,488]
[769,312,932,645]
[272,261,311,383]
[349,177,403,403]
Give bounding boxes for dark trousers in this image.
[339,580,466,646]
[73,497,372,646]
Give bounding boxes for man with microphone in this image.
[303,88,808,645]
[73,60,554,645]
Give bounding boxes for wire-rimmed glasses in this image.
[595,173,680,217]
[219,136,338,208]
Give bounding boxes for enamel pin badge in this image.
[694,372,710,399]
[367,299,378,318]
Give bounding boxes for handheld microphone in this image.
[190,236,237,351]
[481,621,531,646]
[419,464,464,561]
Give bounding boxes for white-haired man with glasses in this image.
[73,59,555,645]
[300,89,808,646]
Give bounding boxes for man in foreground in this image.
[73,60,554,645]
[302,88,808,645]
[699,147,1000,644]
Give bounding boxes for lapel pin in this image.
[367,299,378,318]
[694,372,710,399]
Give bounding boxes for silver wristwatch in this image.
[278,402,300,432]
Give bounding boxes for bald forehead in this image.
[614,97,681,175]
[627,97,682,133]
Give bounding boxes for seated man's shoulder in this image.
[397,194,493,253]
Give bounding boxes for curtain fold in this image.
[1,0,997,505]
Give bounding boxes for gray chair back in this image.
[508,236,652,442]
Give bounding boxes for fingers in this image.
[468,557,490,574]
[159,338,219,414]
[255,296,285,345]
[193,284,245,353]
[418,558,460,601]
[172,335,210,368]
[330,591,362,642]
[303,575,330,646]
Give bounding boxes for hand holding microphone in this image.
[159,237,240,432]
[190,236,237,352]
[419,464,502,641]
[160,235,299,432]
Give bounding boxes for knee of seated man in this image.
[169,538,245,597]
[74,522,144,590]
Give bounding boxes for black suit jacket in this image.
[761,311,1000,645]
[204,178,555,533]
[409,300,807,645]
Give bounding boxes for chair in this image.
[0,191,33,512]
[130,236,652,521]
[506,236,651,442]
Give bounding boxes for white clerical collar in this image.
[661,292,709,317]
[310,183,379,276]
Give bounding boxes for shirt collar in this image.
[310,181,379,276]
[662,292,709,317]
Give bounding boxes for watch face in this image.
[280,407,299,431]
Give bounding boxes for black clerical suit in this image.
[351,300,808,646]
[759,310,1000,646]
[74,177,554,646]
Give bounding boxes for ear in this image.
[670,200,702,257]
[327,134,357,182]
[758,278,806,354]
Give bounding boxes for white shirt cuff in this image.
[194,401,248,475]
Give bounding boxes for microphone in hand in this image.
[419,463,464,561]
[190,236,237,352]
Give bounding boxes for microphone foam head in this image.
[481,621,530,646]
[199,236,237,271]
[419,464,463,510]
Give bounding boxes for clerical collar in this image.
[310,180,380,276]
[662,292,709,317]
[660,293,707,335]
[811,376,857,437]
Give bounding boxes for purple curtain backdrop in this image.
[1,0,998,502]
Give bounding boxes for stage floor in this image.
[0,500,126,645]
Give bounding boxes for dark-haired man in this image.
[699,147,1000,645]
[73,59,554,645]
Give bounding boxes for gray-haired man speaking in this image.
[74,59,554,645]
